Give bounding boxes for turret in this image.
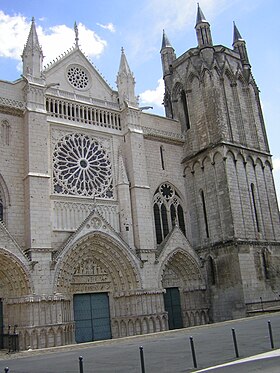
[232,22,251,71]
[160,30,176,79]
[195,4,213,48]
[160,30,176,118]
[116,48,138,109]
[22,17,44,79]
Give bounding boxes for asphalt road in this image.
[1,312,280,373]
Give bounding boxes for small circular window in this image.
[67,65,89,89]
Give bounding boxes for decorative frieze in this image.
[52,200,119,232]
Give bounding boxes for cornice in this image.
[0,96,25,117]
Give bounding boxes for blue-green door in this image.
[164,287,183,329]
[73,293,111,343]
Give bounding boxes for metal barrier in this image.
[0,325,19,353]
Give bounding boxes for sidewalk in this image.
[195,348,280,372]
[1,312,280,372]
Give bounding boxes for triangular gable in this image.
[44,47,118,103]
[0,222,30,265]
[54,207,131,261]
[156,225,200,266]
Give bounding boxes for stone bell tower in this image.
[161,4,280,321]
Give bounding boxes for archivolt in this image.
[160,249,204,289]
[54,233,141,294]
[0,249,32,297]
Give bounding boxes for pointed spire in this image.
[161,29,173,51]
[232,22,250,70]
[116,48,138,109]
[118,47,133,76]
[233,21,243,44]
[22,17,43,78]
[195,3,213,48]
[23,17,42,56]
[160,29,176,80]
[196,3,207,25]
[74,21,79,48]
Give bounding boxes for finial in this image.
[74,21,79,48]
[121,47,124,54]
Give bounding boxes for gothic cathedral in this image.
[0,5,279,350]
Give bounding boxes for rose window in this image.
[53,133,112,197]
[67,65,89,89]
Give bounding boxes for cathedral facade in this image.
[0,6,280,350]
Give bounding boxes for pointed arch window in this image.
[1,120,10,146]
[201,190,209,238]
[180,89,190,130]
[160,145,165,170]
[153,183,186,244]
[251,183,260,232]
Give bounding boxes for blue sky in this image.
[0,0,280,201]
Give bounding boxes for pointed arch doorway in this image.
[161,249,209,329]
[73,292,111,343]
[54,232,141,342]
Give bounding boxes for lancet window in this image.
[153,183,186,244]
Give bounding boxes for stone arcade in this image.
[0,5,280,350]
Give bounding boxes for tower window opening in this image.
[251,183,260,233]
[201,190,209,238]
[160,146,165,170]
[181,90,190,130]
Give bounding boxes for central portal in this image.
[73,293,111,343]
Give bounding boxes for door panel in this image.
[164,287,183,329]
[74,293,111,343]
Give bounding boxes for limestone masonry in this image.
[0,5,280,350]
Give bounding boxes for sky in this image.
[0,0,280,201]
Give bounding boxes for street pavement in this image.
[0,312,280,372]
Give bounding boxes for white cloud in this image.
[139,78,164,110]
[143,0,242,33]
[39,22,107,65]
[0,12,107,66]
[97,22,116,33]
[125,0,244,64]
[0,11,30,59]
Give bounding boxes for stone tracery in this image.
[53,133,113,198]
[67,65,89,89]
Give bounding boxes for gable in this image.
[44,48,118,103]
